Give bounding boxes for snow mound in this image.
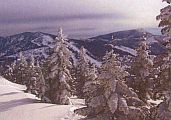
[0,76,26,90]
[0,77,85,120]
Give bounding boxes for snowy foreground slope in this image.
[0,77,85,120]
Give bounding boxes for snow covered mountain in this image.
[0,29,166,65]
[0,32,100,66]
[76,29,166,60]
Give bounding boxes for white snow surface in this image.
[8,47,50,59]
[146,36,158,44]
[0,76,26,90]
[0,77,85,120]
[68,42,102,67]
[31,35,54,48]
[147,99,163,106]
[114,46,137,56]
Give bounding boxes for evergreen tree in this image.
[48,28,73,105]
[152,44,171,100]
[3,62,16,82]
[41,58,53,100]
[26,54,50,103]
[128,39,153,102]
[74,46,91,98]
[13,52,28,84]
[82,64,98,105]
[75,50,145,120]
[26,54,39,95]
[35,60,51,102]
[151,40,171,118]
[157,0,171,36]
[151,1,171,119]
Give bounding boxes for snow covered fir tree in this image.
[3,62,16,82]
[12,52,29,84]
[26,54,46,98]
[25,54,38,94]
[35,60,49,102]
[45,28,73,105]
[151,39,171,120]
[74,46,92,98]
[75,50,146,120]
[150,0,171,119]
[128,37,153,103]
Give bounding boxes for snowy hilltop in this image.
[0,29,166,64]
[0,76,85,120]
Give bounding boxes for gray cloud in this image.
[0,13,126,24]
[0,0,162,38]
[0,0,128,38]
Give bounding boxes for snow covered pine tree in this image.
[128,38,153,103]
[81,63,99,106]
[35,60,51,103]
[75,50,145,120]
[74,46,91,98]
[47,28,72,105]
[3,62,16,82]
[13,52,28,84]
[151,1,171,119]
[26,54,40,95]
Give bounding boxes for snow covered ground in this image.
[68,42,102,67]
[114,46,137,56]
[0,77,85,120]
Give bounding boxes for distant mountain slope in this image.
[89,29,165,56]
[0,32,100,66]
[71,29,166,60]
[0,29,166,64]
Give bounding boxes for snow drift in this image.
[0,77,84,120]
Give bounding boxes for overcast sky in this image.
[0,0,166,38]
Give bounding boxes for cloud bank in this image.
[0,0,166,38]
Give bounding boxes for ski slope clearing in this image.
[0,77,85,120]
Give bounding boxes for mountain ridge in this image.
[0,29,166,65]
